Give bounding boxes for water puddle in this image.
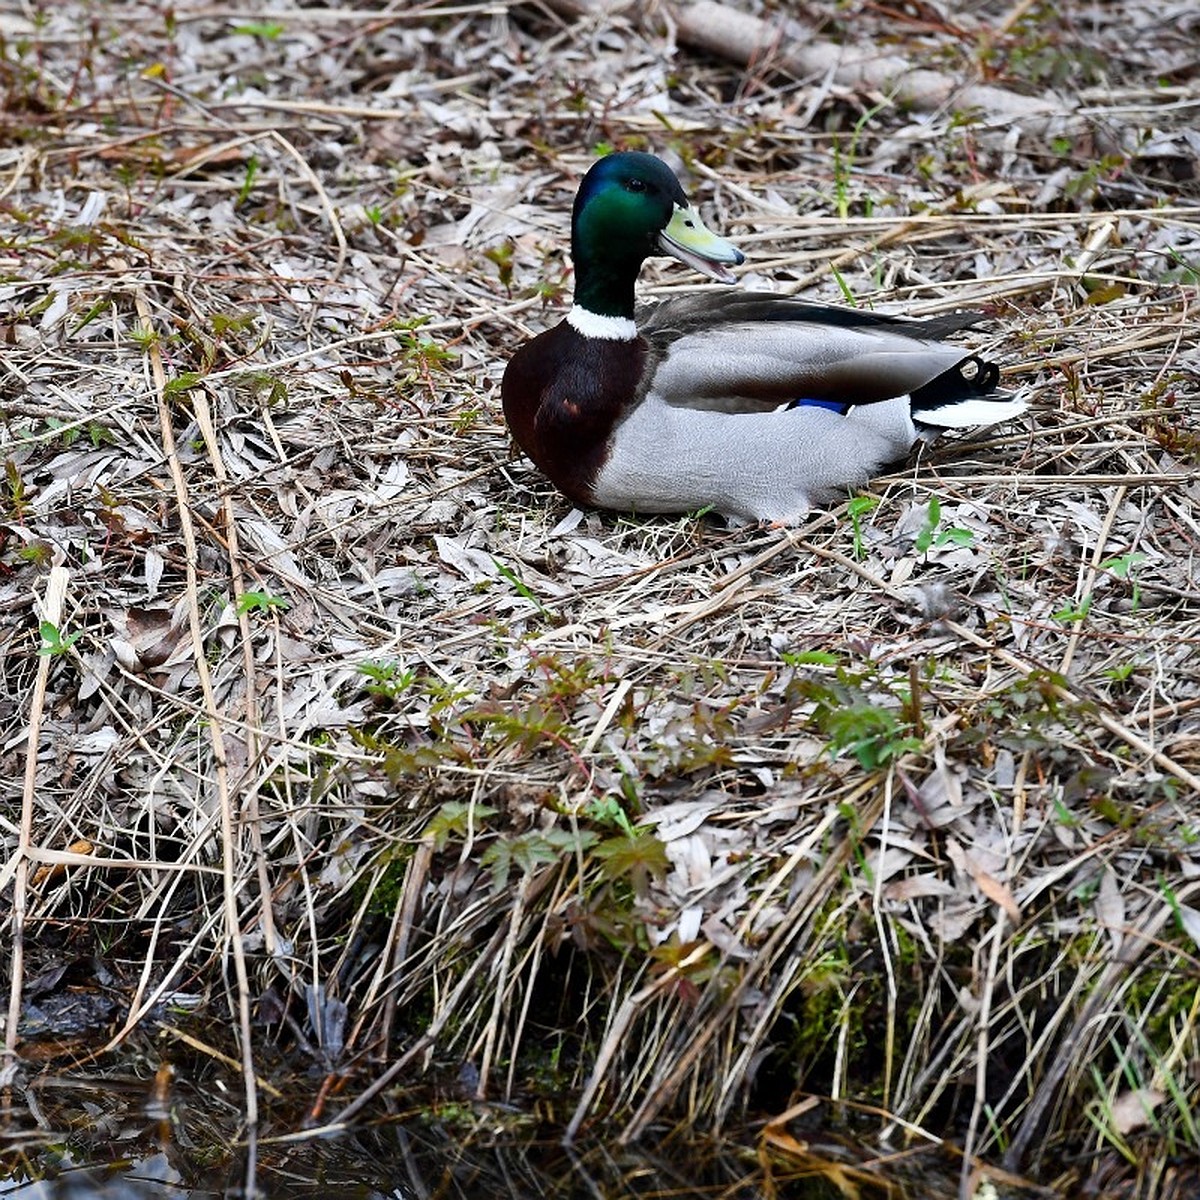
[1,1046,1033,1199]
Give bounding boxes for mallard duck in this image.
[501,151,1025,524]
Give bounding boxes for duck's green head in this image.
[570,151,744,317]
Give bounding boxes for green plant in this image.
[832,99,887,222]
[781,650,841,668]
[18,542,54,567]
[790,666,921,770]
[233,21,284,39]
[390,316,457,400]
[209,310,257,340]
[236,371,288,407]
[1162,247,1200,286]
[483,240,515,292]
[1101,551,1147,612]
[1103,662,1137,684]
[1083,1018,1199,1166]
[236,589,289,615]
[1053,596,1092,623]
[1063,153,1127,203]
[4,460,28,518]
[39,620,82,656]
[236,155,260,208]
[71,295,110,335]
[533,276,568,307]
[491,556,550,618]
[129,325,163,352]
[40,416,114,448]
[357,661,416,701]
[584,793,636,837]
[846,494,879,559]
[424,800,499,851]
[823,698,919,769]
[591,829,669,894]
[913,495,975,554]
[830,264,857,307]
[1141,382,1200,462]
[164,371,204,398]
[452,403,483,433]
[483,828,598,892]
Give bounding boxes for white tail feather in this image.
[917,392,1029,429]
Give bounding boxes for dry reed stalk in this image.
[1,4,1198,1197]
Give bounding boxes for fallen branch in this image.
[541,0,1065,131]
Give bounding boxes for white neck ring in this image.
[567,305,638,341]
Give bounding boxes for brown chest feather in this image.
[501,322,647,505]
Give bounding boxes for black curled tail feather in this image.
[911,354,1000,412]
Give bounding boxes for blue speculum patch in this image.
[792,398,849,414]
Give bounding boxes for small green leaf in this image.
[236,590,290,615]
[164,371,204,397]
[913,496,943,554]
[424,801,498,852]
[593,831,669,888]
[39,620,82,656]
[237,155,260,208]
[1103,662,1136,683]
[1052,596,1091,622]
[482,829,597,892]
[210,311,256,338]
[233,22,284,39]
[357,660,416,698]
[846,494,879,559]
[584,794,636,837]
[782,650,841,667]
[936,526,975,548]
[1100,551,1146,579]
[88,421,115,448]
[491,557,550,617]
[830,265,856,306]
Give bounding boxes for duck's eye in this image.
[624,177,646,193]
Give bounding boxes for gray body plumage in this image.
[589,293,1022,523]
[592,391,917,523]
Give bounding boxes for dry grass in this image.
[2,2,1200,1196]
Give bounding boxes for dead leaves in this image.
[3,5,1200,1190]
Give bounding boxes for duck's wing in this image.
[638,293,999,414]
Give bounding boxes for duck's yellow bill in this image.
[658,203,744,284]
